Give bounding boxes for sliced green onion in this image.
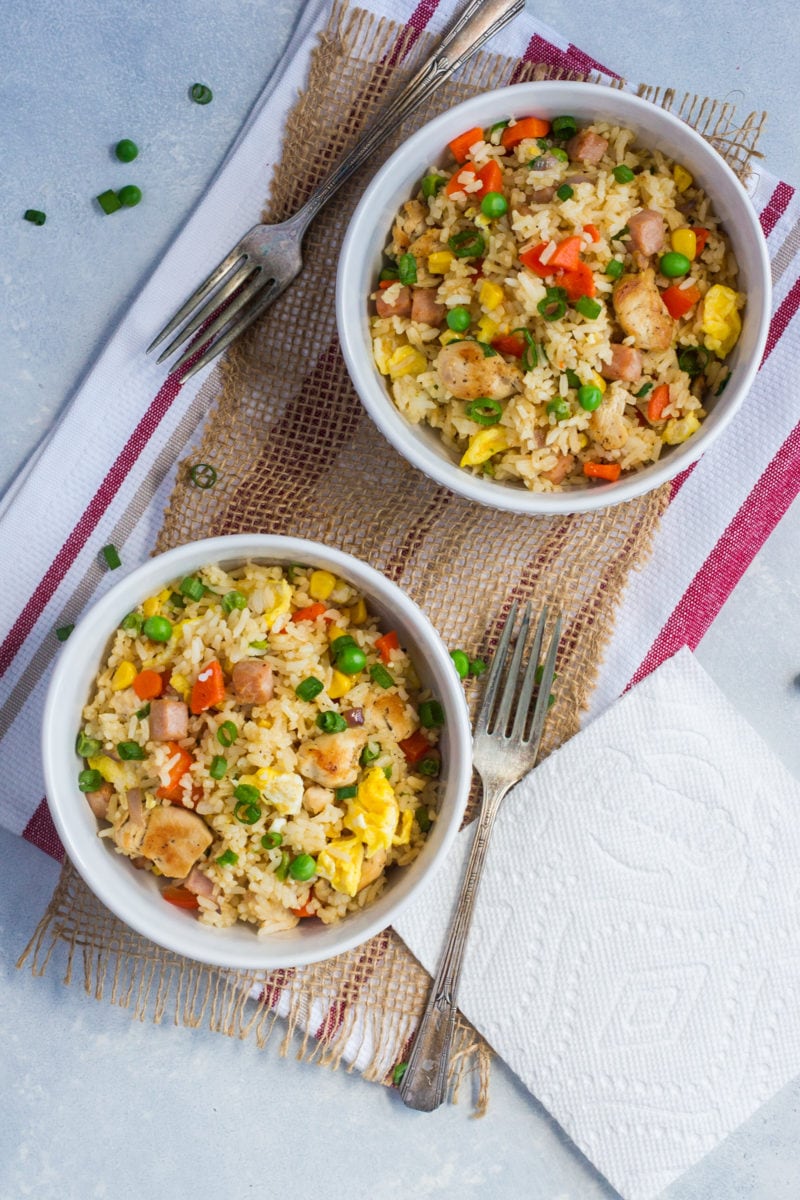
[168,592,185,609]
[261,831,283,849]
[379,266,399,282]
[101,544,121,570]
[450,649,470,679]
[556,184,574,202]
[536,138,550,151]
[316,710,348,733]
[678,346,710,377]
[360,740,381,766]
[189,463,217,489]
[512,327,538,373]
[190,82,213,104]
[135,703,151,720]
[115,139,138,162]
[547,397,571,421]
[575,295,602,320]
[216,849,238,866]
[142,615,172,642]
[490,120,510,137]
[474,340,497,358]
[382,765,393,780]
[552,115,577,140]
[216,720,238,747]
[613,165,635,183]
[538,291,567,322]
[421,174,446,198]
[76,731,102,757]
[121,612,143,634]
[296,676,324,701]
[289,853,317,882]
[464,398,502,426]
[419,756,440,778]
[221,590,247,614]
[117,741,146,760]
[274,851,291,880]
[469,657,487,676]
[97,189,122,214]
[118,185,142,208]
[605,259,624,279]
[335,785,358,801]
[447,229,486,259]
[565,369,582,389]
[233,783,260,805]
[234,797,262,824]
[415,807,433,833]
[179,575,206,601]
[209,755,227,780]
[56,624,74,642]
[715,372,730,397]
[78,768,104,793]
[369,663,394,689]
[249,640,269,653]
[398,253,417,285]
[24,209,46,225]
[419,699,445,728]
[635,382,654,398]
[611,225,629,242]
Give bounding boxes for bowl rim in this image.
[42,534,473,968]
[336,79,772,515]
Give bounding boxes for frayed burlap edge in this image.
[20,0,764,1116]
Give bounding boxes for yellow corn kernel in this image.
[460,427,509,467]
[328,625,348,645]
[172,617,200,639]
[476,316,499,343]
[427,250,454,274]
[577,434,589,449]
[671,227,697,261]
[475,212,491,229]
[387,345,427,379]
[328,670,355,700]
[373,337,395,376]
[142,596,160,618]
[589,371,607,394]
[348,597,368,626]
[479,280,504,311]
[673,164,693,193]
[662,412,701,445]
[309,570,337,602]
[169,672,190,701]
[702,284,742,358]
[439,329,463,346]
[237,773,261,790]
[111,661,137,690]
[87,755,136,789]
[256,718,272,729]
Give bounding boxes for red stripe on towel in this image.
[760,181,795,239]
[23,798,65,862]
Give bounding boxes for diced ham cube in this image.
[231,659,274,705]
[600,344,643,383]
[410,287,446,327]
[628,209,666,256]
[566,129,609,165]
[149,699,189,742]
[375,285,411,318]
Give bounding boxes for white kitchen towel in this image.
[395,647,800,1200]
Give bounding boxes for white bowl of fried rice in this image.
[42,535,472,968]
[336,81,771,512]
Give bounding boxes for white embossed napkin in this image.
[394,647,800,1200]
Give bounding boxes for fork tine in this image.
[474,601,518,734]
[173,275,289,382]
[525,614,561,748]
[166,269,266,371]
[509,607,547,742]
[490,602,531,736]
[146,245,249,353]
[155,263,261,364]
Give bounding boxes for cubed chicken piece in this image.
[391,199,428,251]
[357,847,387,893]
[296,729,367,788]
[375,284,412,319]
[612,270,676,351]
[600,344,643,383]
[365,691,416,743]
[149,698,189,742]
[542,453,575,485]
[566,128,609,165]
[589,390,629,451]
[628,209,666,257]
[410,287,446,327]
[231,659,274,705]
[437,340,521,401]
[85,782,112,821]
[139,806,213,878]
[303,785,335,815]
[408,229,444,260]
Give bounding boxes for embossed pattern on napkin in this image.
[394,648,800,1200]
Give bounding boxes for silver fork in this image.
[398,601,561,1112]
[147,0,524,381]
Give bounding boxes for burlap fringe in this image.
[21,0,763,1113]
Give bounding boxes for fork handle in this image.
[290,0,525,234]
[398,780,509,1111]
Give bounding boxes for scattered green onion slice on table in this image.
[115,139,138,162]
[369,663,394,689]
[447,229,486,259]
[469,657,487,677]
[398,253,417,285]
[24,209,46,225]
[216,849,238,866]
[464,397,502,426]
[678,346,710,377]
[296,676,324,701]
[101,543,121,570]
[612,165,635,183]
[142,615,172,642]
[578,385,603,412]
[117,741,146,760]
[188,463,217,488]
[97,189,122,214]
[56,624,74,642]
[419,699,445,728]
[575,295,602,320]
[450,649,470,679]
[447,306,471,332]
[216,720,237,747]
[190,82,213,105]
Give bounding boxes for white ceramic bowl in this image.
[42,535,472,969]
[337,81,771,514]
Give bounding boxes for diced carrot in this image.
[378,279,393,290]
[476,159,503,195]
[398,729,432,765]
[519,242,551,277]
[559,261,596,301]
[662,283,701,320]
[445,163,477,197]
[500,116,550,149]
[189,659,225,715]
[375,631,399,664]
[584,223,601,243]
[290,602,327,623]
[693,227,709,255]
[583,462,621,482]
[132,668,164,701]
[548,236,583,272]
[162,886,200,910]
[445,158,503,200]
[491,334,525,357]
[291,898,316,918]
[647,383,671,422]
[156,742,194,801]
[448,126,484,164]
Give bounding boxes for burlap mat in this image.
[21,0,764,1110]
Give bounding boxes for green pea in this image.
[547,397,571,421]
[289,854,317,882]
[335,642,366,676]
[115,139,139,162]
[142,615,173,642]
[447,306,471,332]
[450,649,470,679]
[117,185,142,208]
[659,252,691,278]
[78,768,104,793]
[612,165,635,183]
[578,385,603,412]
[480,191,508,219]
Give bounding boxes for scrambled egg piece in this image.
[87,755,137,790]
[316,836,365,898]
[460,427,509,467]
[392,809,413,846]
[240,767,303,816]
[345,767,399,858]
[702,285,742,359]
[262,579,292,629]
